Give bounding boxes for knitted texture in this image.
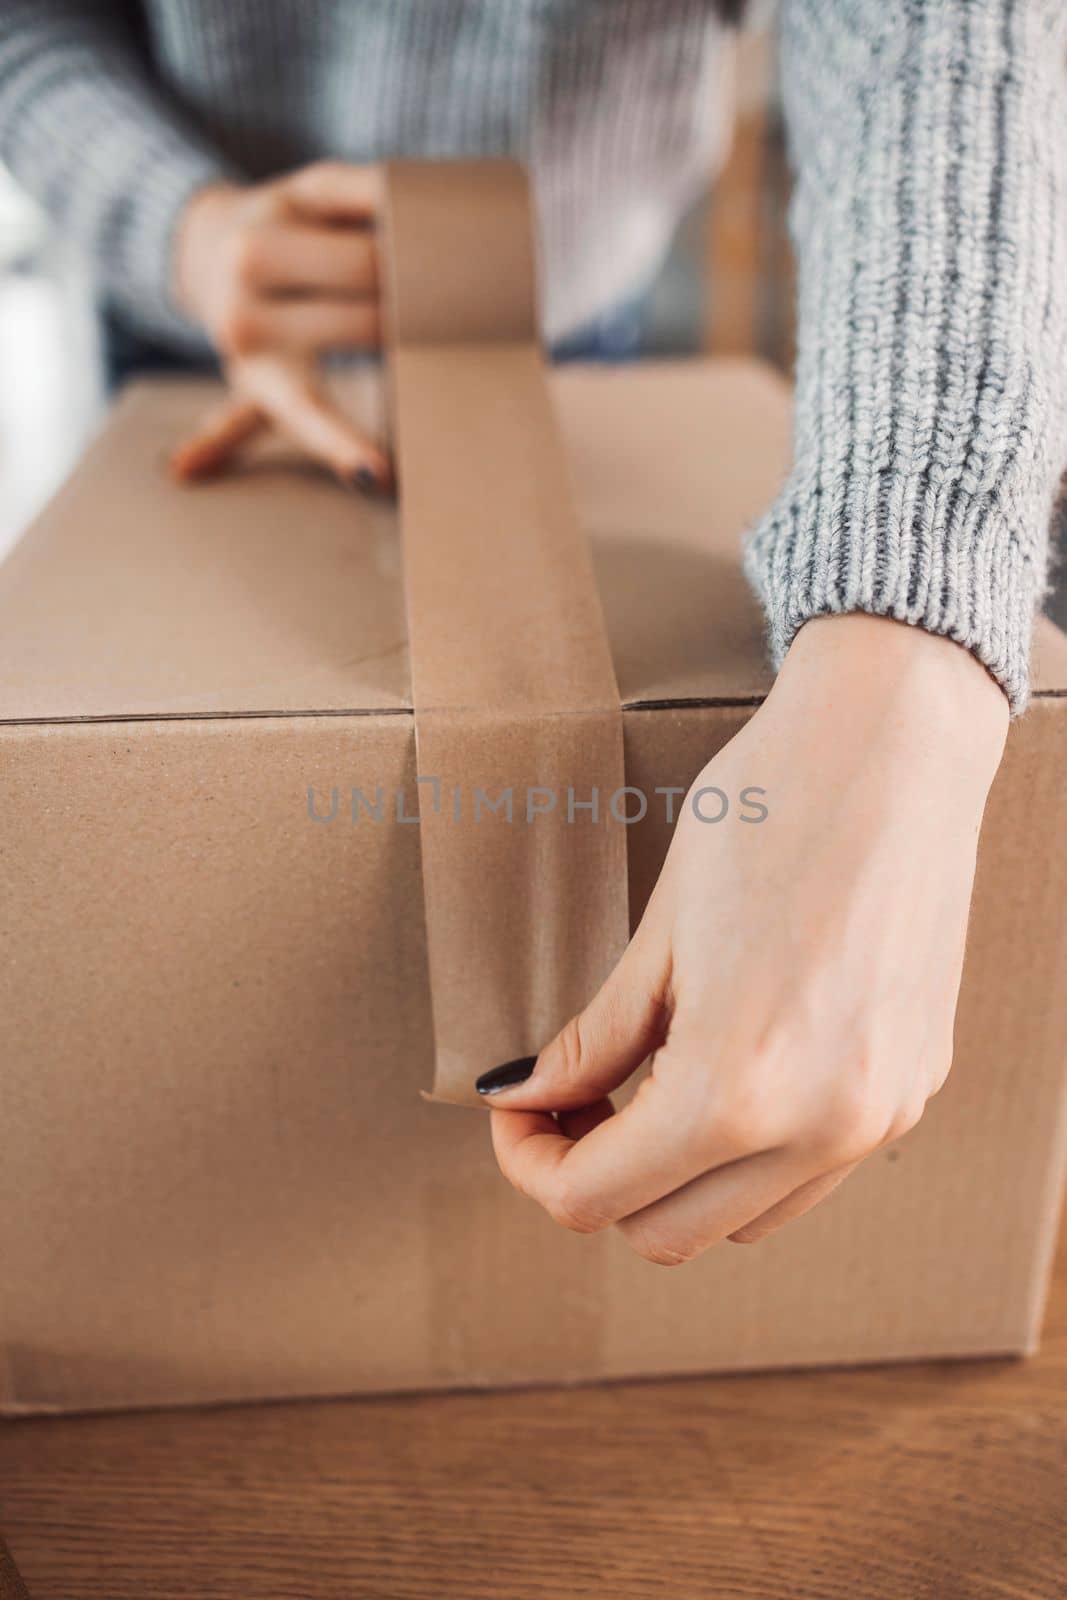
[0,0,730,351]
[745,0,1067,711]
[1,1,1066,706]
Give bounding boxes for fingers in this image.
[245,357,392,486]
[489,1063,757,1232]
[169,398,266,482]
[489,1097,617,1218]
[489,1108,615,1231]
[618,1149,817,1265]
[727,1162,859,1244]
[620,1158,858,1266]
[477,928,671,1114]
[283,160,383,223]
[558,1098,616,1143]
[492,1083,861,1262]
[223,297,381,358]
[171,358,392,488]
[240,223,379,297]
[173,161,389,486]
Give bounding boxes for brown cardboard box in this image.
[2,355,1066,1413]
[1,162,1066,1413]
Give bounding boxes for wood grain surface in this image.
[0,1538,30,1600]
[2,1214,1065,1600]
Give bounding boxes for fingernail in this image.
[476,1055,538,1097]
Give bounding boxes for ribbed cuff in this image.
[744,475,1044,715]
[750,0,1067,719]
[108,136,234,354]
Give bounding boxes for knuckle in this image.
[217,300,260,357]
[623,1219,701,1268]
[492,1149,527,1199]
[729,1223,771,1246]
[712,1084,778,1156]
[545,1176,610,1236]
[928,1043,954,1097]
[696,1042,795,1157]
[886,1094,927,1144]
[549,1013,588,1095]
[230,227,264,289]
[812,1077,884,1160]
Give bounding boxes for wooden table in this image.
[2,1217,1065,1600]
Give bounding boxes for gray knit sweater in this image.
[1,1,1065,710]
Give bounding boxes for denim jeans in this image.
[549,298,647,364]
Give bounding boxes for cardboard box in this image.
[2,356,1066,1413]
[1,164,1066,1413]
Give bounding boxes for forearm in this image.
[0,0,235,347]
[747,0,1067,713]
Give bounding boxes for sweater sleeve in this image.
[744,0,1067,712]
[0,0,236,348]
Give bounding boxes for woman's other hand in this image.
[481,616,1008,1264]
[169,162,391,490]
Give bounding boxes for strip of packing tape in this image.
[381,160,630,1106]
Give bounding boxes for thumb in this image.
[476,929,671,1112]
[169,397,266,482]
[283,160,383,225]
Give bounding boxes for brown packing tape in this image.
[382,161,630,1105]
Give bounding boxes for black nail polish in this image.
[476,1055,537,1096]
[353,466,380,494]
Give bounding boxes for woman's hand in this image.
[169,162,392,490]
[481,616,1009,1263]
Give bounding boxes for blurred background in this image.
[0,164,104,562]
[0,36,792,565]
[0,31,1059,628]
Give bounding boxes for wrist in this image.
[769,615,1008,783]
